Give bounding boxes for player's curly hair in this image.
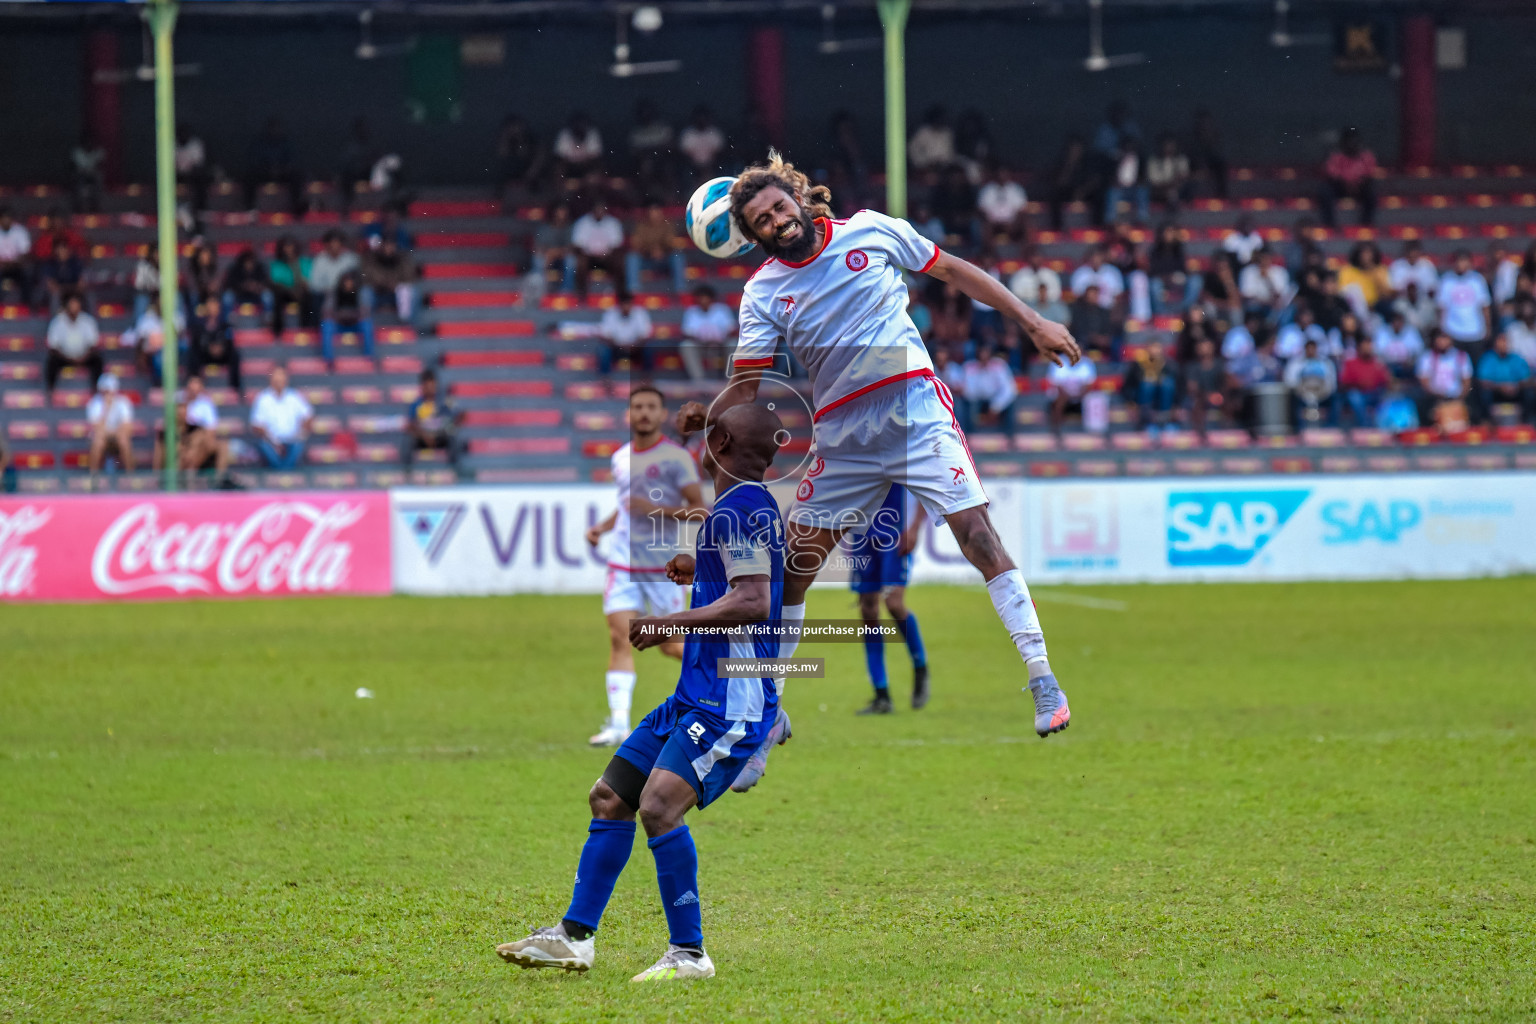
[730,150,834,236]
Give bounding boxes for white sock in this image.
[985,570,1049,667]
[605,670,636,730]
[774,603,807,696]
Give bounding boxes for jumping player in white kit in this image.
[678,153,1083,768]
[586,385,708,747]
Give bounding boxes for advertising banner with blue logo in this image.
[390,482,1025,595]
[1025,473,1536,584]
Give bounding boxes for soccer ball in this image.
[685,176,756,259]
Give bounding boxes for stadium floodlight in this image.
[1082,0,1143,72]
[609,8,681,77]
[817,4,882,56]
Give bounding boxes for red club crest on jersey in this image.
[645,464,661,478]
[796,478,815,501]
[845,249,869,272]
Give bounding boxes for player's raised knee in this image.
[588,778,633,820]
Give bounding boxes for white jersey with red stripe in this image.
[733,209,939,420]
[608,437,700,572]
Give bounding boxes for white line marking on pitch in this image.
[1031,589,1129,612]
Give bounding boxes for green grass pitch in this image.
[3,579,1534,1022]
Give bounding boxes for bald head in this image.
[706,403,784,482]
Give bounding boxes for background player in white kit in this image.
[678,153,1082,748]
[586,385,708,747]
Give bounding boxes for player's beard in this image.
[758,208,819,263]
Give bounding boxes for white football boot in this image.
[496,924,595,972]
[630,945,715,981]
[588,723,630,747]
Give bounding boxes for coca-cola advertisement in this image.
[0,492,392,602]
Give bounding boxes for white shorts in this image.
[790,372,987,531]
[602,567,688,616]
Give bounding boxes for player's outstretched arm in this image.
[585,510,618,547]
[675,370,764,434]
[927,251,1081,367]
[630,575,771,650]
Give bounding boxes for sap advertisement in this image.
[390,482,1026,595]
[1025,473,1536,584]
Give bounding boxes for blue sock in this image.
[896,612,927,669]
[863,634,888,695]
[648,825,703,949]
[562,818,636,933]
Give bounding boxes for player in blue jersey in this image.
[847,484,930,715]
[497,402,787,983]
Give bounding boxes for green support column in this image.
[877,0,912,219]
[149,0,180,491]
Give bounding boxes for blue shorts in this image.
[847,528,911,594]
[616,695,772,810]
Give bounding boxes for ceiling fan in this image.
[610,7,682,78]
[817,4,882,56]
[1083,0,1143,72]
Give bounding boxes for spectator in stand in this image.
[1068,284,1115,358]
[595,290,654,375]
[960,341,1018,437]
[1227,329,1284,433]
[1120,336,1181,435]
[494,115,546,199]
[1092,100,1142,165]
[1238,247,1291,315]
[308,230,361,315]
[44,291,103,397]
[1389,239,1439,296]
[1285,337,1339,426]
[678,106,727,179]
[1416,329,1473,426]
[1147,223,1194,315]
[626,203,687,295]
[70,137,106,214]
[910,203,945,245]
[125,292,185,382]
[337,118,377,213]
[32,208,87,263]
[1308,272,1353,333]
[1340,335,1391,426]
[929,282,975,356]
[364,207,414,252]
[0,206,33,300]
[533,204,575,294]
[1045,135,1100,233]
[1329,312,1366,361]
[1337,242,1391,320]
[1221,215,1265,269]
[1103,136,1149,226]
[1504,300,1536,366]
[1437,249,1492,355]
[1185,337,1228,434]
[908,106,955,173]
[130,254,159,323]
[907,285,933,344]
[243,117,305,215]
[976,165,1028,244]
[570,200,626,299]
[153,373,231,482]
[321,270,376,368]
[932,167,979,244]
[1392,279,1439,339]
[1474,332,1534,424]
[1046,351,1097,436]
[553,112,605,180]
[361,236,419,324]
[1320,127,1378,227]
[1281,218,1323,280]
[629,99,675,202]
[1009,248,1068,326]
[1146,134,1192,214]
[1487,241,1520,307]
[1187,108,1228,198]
[86,373,136,480]
[1373,308,1425,379]
[187,300,242,390]
[34,240,86,312]
[1275,304,1327,361]
[269,236,314,335]
[183,243,221,310]
[0,437,13,494]
[954,108,995,171]
[1176,305,1218,362]
[175,123,211,213]
[1222,309,1264,360]
[403,369,462,469]
[679,284,738,381]
[250,366,312,469]
[221,248,272,321]
[1070,246,1125,311]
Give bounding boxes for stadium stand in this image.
[2,164,1535,494]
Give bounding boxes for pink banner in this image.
[0,492,391,602]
